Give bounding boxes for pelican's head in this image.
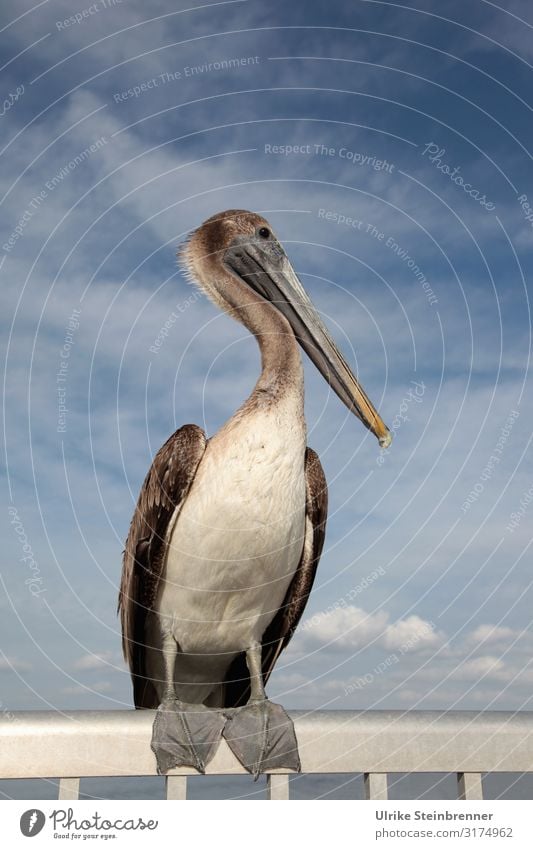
[181,209,391,448]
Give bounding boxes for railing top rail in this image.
[1,709,532,779]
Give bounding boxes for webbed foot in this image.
[151,699,226,775]
[222,698,301,778]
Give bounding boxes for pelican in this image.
[119,210,391,776]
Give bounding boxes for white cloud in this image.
[295,605,440,654]
[72,651,115,670]
[468,624,523,646]
[453,655,505,679]
[0,655,32,672]
[382,615,440,651]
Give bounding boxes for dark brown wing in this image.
[118,424,207,708]
[223,447,328,707]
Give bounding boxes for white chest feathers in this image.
[156,404,307,655]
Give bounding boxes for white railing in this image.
[1,709,532,800]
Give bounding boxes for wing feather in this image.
[118,424,207,707]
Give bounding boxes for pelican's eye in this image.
[258,227,270,239]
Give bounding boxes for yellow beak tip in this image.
[378,431,392,450]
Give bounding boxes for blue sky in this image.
[1,0,532,722]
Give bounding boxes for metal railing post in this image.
[267,774,290,799]
[166,775,187,800]
[458,772,484,800]
[364,772,388,800]
[58,778,80,800]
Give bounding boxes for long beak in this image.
[224,241,392,448]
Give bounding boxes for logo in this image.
[20,809,45,837]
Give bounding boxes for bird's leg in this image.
[247,640,266,701]
[151,634,226,775]
[246,642,269,771]
[161,631,178,702]
[222,642,301,778]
